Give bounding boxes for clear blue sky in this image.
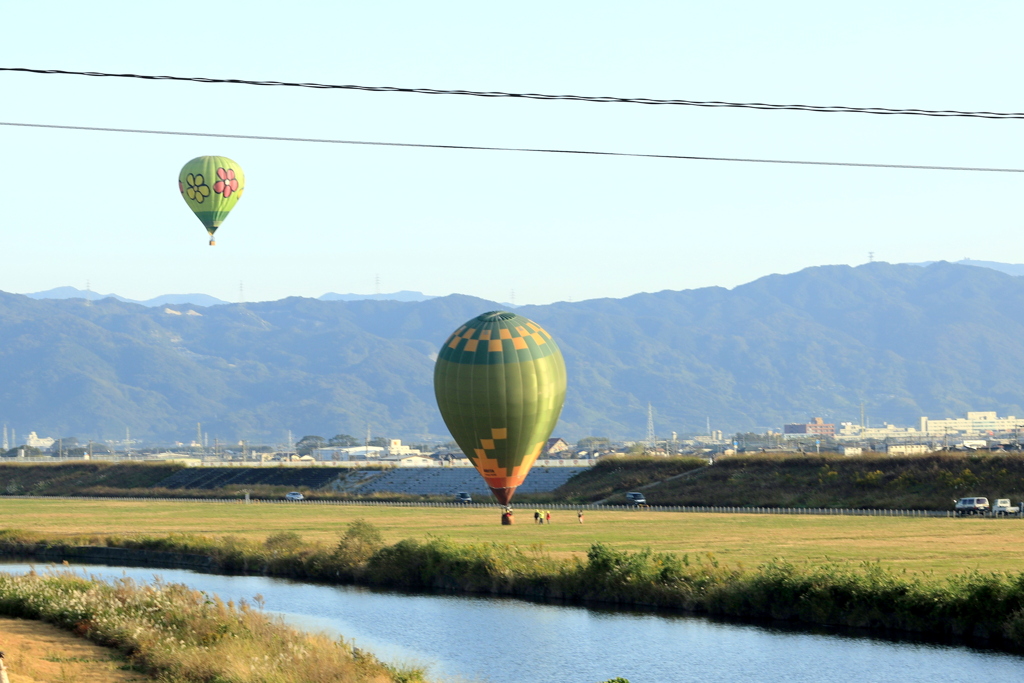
[2,1,1022,305]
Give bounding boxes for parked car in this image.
[454,492,473,504]
[954,497,989,516]
[992,499,1020,516]
[284,491,305,501]
[625,492,647,506]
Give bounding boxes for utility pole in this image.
[646,403,656,451]
[197,423,203,455]
[125,427,131,459]
[2,424,7,452]
[860,402,865,429]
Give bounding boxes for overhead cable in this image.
[3,67,1024,120]
[2,120,1020,173]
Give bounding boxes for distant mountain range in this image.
[318,291,437,303]
[905,259,1024,277]
[24,287,441,307]
[25,259,1024,309]
[25,287,230,308]
[5,261,1024,444]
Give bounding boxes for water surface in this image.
[1,562,1019,683]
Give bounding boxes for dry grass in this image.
[0,570,423,683]
[0,616,146,682]
[0,498,1021,576]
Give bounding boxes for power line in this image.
[3,67,1024,120]
[2,120,1021,173]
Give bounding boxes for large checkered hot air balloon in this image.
[434,311,567,506]
[178,156,245,245]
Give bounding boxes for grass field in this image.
[4,498,1024,577]
[0,616,146,682]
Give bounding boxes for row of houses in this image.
[785,411,1024,441]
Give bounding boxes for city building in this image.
[384,439,421,456]
[887,444,932,456]
[783,417,835,437]
[311,446,385,461]
[25,432,55,449]
[919,412,1022,436]
[545,437,570,455]
[837,422,919,440]
[380,454,435,467]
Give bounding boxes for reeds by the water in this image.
[0,567,425,682]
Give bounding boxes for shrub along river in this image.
[0,561,1019,682]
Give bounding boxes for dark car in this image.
[625,492,647,506]
[454,492,473,504]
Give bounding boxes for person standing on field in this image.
[578,509,584,524]
[545,511,552,524]
[0,651,9,683]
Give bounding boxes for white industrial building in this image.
[919,412,1021,436]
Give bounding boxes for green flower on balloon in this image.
[184,173,211,204]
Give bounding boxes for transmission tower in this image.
[646,403,656,450]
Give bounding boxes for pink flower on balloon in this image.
[213,168,239,198]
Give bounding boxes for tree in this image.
[294,435,326,455]
[368,437,389,448]
[2,446,41,458]
[578,436,610,449]
[328,434,358,447]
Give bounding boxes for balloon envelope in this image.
[434,311,567,505]
[178,156,245,243]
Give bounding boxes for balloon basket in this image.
[500,507,515,525]
[209,238,216,246]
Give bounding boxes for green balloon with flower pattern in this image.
[178,156,245,245]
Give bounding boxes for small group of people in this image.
[503,508,584,525]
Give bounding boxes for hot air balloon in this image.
[178,156,245,245]
[434,311,567,508]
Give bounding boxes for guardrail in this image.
[3,495,1011,518]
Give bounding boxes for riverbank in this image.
[2,524,1023,653]
[0,566,425,683]
[0,615,146,682]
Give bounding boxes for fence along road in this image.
[2,495,1012,518]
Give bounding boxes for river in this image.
[0,562,1019,682]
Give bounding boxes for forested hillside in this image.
[2,261,1023,443]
